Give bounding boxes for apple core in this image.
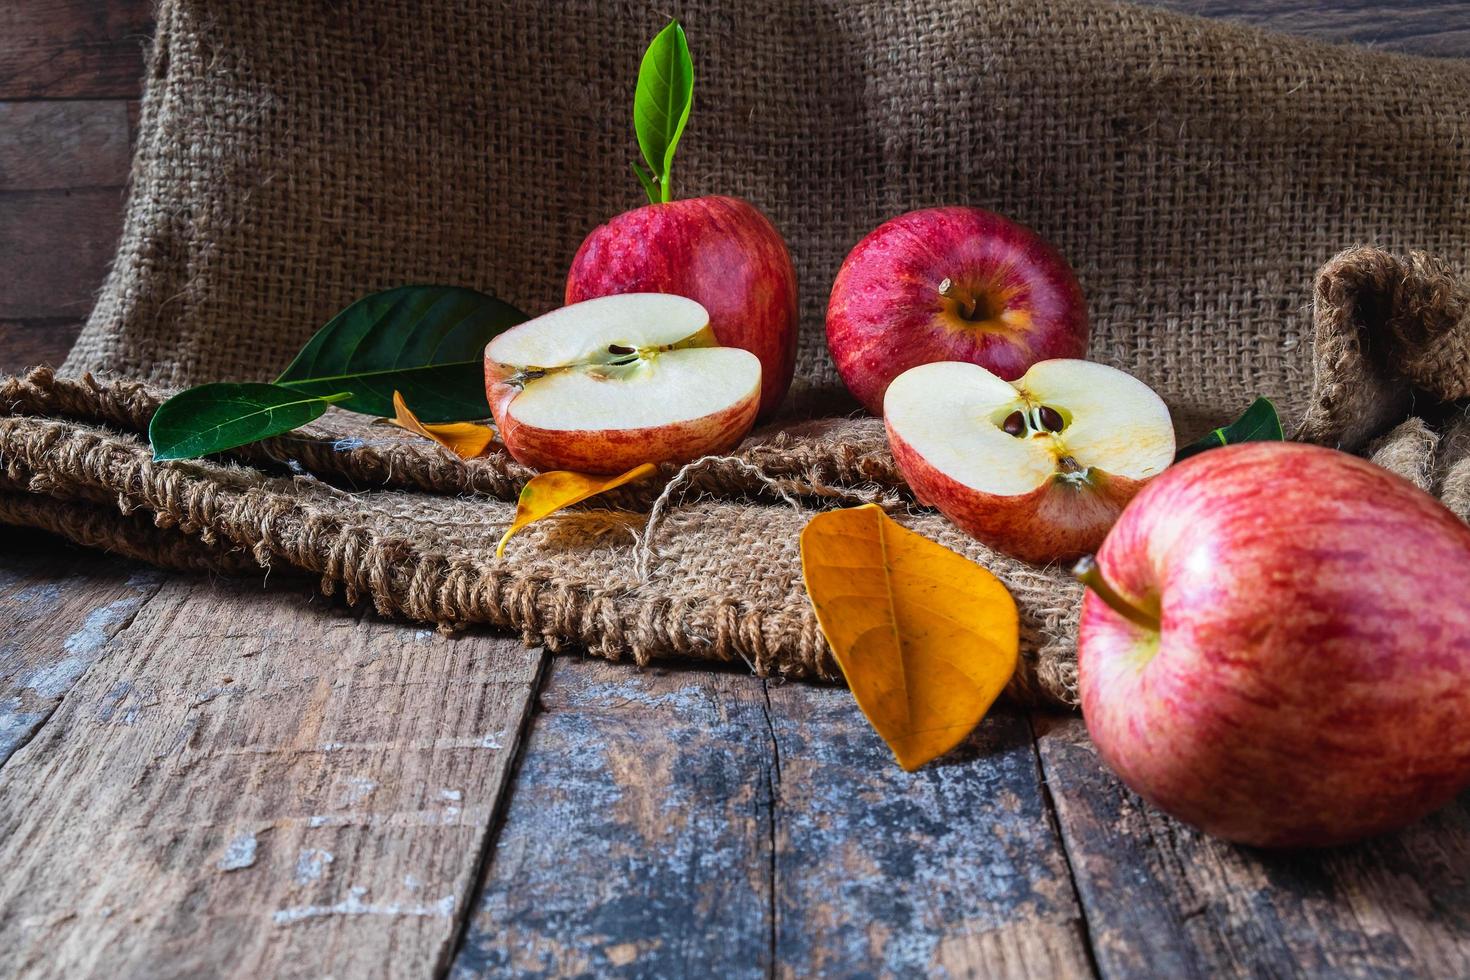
[884,358,1175,562]
[938,277,1028,337]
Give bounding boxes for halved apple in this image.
[485,293,762,473]
[884,359,1175,564]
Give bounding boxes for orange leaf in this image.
[389,391,496,459]
[800,503,1019,771]
[496,463,658,558]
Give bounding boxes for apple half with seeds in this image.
[884,359,1174,564]
[484,293,761,473]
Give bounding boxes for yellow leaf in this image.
[496,463,658,558]
[389,391,496,459]
[800,503,1019,771]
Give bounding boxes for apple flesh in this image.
[1077,442,1470,848]
[884,359,1174,564]
[566,195,798,420]
[484,293,761,473]
[827,206,1089,416]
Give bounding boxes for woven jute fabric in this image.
[5,0,1470,705]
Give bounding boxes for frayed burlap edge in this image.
[0,367,1082,706]
[2,369,906,513]
[0,406,842,685]
[1300,247,1470,452]
[1299,246,1470,521]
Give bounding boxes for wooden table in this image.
[4,4,1470,978]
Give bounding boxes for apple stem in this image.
[1073,555,1161,631]
[938,279,982,320]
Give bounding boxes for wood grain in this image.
[1035,713,1470,979]
[0,1,153,99]
[0,531,164,765]
[0,574,547,979]
[764,680,1093,979]
[0,189,126,319]
[0,318,84,372]
[1142,0,1470,56]
[455,659,1093,979]
[452,658,777,978]
[0,102,131,191]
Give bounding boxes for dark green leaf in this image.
[275,285,527,422]
[1175,397,1284,462]
[150,383,350,461]
[633,20,693,203]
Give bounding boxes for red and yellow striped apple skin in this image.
[487,378,758,475]
[827,207,1088,416]
[885,420,1147,565]
[1079,442,1470,848]
[566,196,798,420]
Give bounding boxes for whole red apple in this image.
[566,195,798,420]
[827,207,1088,415]
[1076,442,1470,848]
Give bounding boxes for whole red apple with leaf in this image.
[566,21,799,420]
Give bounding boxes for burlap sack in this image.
[4,0,1469,705]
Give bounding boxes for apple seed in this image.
[1002,410,1027,437]
[1038,405,1065,432]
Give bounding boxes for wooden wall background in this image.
[0,1,1465,376]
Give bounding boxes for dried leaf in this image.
[389,391,496,459]
[496,463,658,558]
[800,504,1019,771]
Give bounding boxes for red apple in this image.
[1076,442,1470,848]
[884,359,1174,564]
[827,207,1089,415]
[566,195,798,420]
[485,293,760,473]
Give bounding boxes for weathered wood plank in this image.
[0,1,153,99]
[0,188,125,319]
[765,681,1092,979]
[0,317,83,372]
[1035,713,1470,978]
[454,659,1092,978]
[452,657,776,978]
[0,101,131,191]
[0,574,547,979]
[0,529,164,765]
[1143,0,1470,56]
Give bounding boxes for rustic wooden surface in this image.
[1035,713,1470,979]
[0,530,546,979]
[4,3,1470,979]
[453,659,1090,978]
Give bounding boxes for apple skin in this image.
[827,207,1088,415]
[485,376,759,475]
[566,195,798,420]
[1078,442,1470,848]
[886,420,1146,564]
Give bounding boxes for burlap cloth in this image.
[3,0,1469,706]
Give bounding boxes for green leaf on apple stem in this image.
[276,285,528,422]
[631,161,659,204]
[632,19,694,205]
[149,383,351,461]
[1174,396,1284,462]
